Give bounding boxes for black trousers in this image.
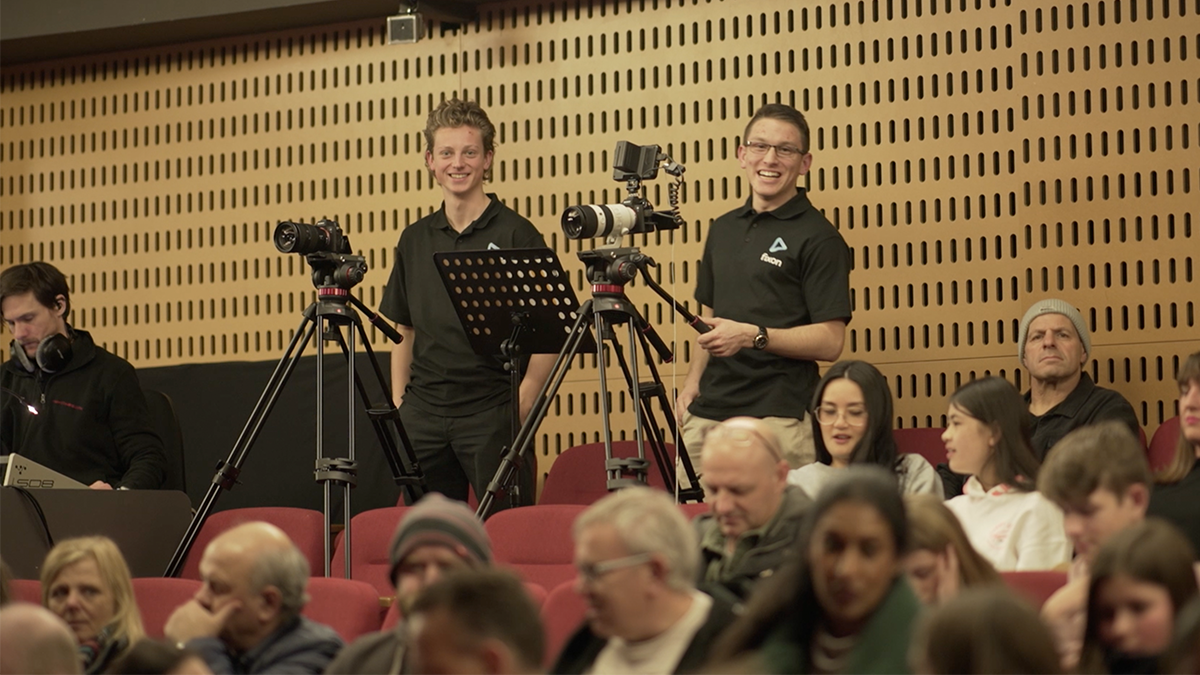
[399,401,536,511]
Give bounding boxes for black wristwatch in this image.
[753,326,769,350]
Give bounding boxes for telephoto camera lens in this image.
[561,204,638,240]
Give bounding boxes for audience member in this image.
[694,416,811,600]
[104,640,212,674]
[1078,519,1199,674]
[1,261,165,488]
[787,360,942,499]
[709,466,923,674]
[0,602,84,674]
[407,569,543,675]
[41,536,145,673]
[164,522,341,674]
[0,557,11,606]
[554,487,738,675]
[1019,299,1140,458]
[677,102,852,473]
[1038,422,1153,670]
[903,493,1001,605]
[1164,597,1200,675]
[941,377,1071,570]
[1148,350,1200,557]
[325,493,492,674]
[909,586,1062,674]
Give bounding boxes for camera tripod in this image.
[164,256,427,577]
[477,246,706,519]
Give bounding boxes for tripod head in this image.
[306,251,367,292]
[578,246,651,291]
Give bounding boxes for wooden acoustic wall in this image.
[3,0,1197,479]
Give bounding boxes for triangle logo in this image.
[487,243,500,250]
[769,237,787,253]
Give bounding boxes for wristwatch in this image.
[753,326,769,350]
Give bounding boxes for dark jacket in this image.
[757,577,922,674]
[694,485,811,600]
[323,626,408,675]
[552,591,740,675]
[190,616,343,674]
[1,327,165,489]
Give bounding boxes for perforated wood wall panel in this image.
[3,0,1197,477]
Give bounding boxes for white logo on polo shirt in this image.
[487,243,500,250]
[769,237,787,252]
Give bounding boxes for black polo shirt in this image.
[379,196,546,415]
[1025,372,1141,460]
[690,189,852,421]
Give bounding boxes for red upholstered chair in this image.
[330,506,411,599]
[485,505,586,590]
[1000,570,1068,610]
[179,507,327,580]
[893,427,948,467]
[132,577,202,639]
[9,578,42,604]
[540,579,588,667]
[540,441,675,505]
[678,501,710,521]
[1148,417,1181,473]
[303,576,384,641]
[379,580,547,631]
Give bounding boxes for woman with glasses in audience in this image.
[941,376,1071,571]
[709,466,922,674]
[41,536,145,674]
[787,360,942,500]
[903,493,1001,606]
[1147,351,1200,558]
[1078,519,1199,674]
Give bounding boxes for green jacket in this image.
[757,577,922,674]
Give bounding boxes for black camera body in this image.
[274,219,366,290]
[561,142,686,244]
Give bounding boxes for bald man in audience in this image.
[325,493,493,674]
[165,522,342,674]
[408,569,543,675]
[0,603,83,674]
[693,416,812,600]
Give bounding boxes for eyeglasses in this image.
[743,142,806,160]
[814,407,868,427]
[575,553,652,584]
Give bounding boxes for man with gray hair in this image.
[164,521,342,674]
[552,487,738,674]
[0,603,83,674]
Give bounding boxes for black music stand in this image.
[433,247,593,506]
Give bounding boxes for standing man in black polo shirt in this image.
[677,103,852,472]
[379,99,552,508]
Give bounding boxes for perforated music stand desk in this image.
[434,247,596,359]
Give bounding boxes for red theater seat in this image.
[893,427,948,467]
[303,576,384,641]
[539,441,675,505]
[330,506,411,599]
[1148,417,1181,473]
[1001,570,1068,610]
[132,577,202,639]
[541,579,588,667]
[485,505,585,590]
[180,507,327,580]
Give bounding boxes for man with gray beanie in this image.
[324,493,492,674]
[1018,298,1139,460]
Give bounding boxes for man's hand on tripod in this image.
[697,317,757,357]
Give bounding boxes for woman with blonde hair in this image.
[1148,351,1200,556]
[41,536,144,674]
[904,493,1001,605]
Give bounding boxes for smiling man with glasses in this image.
[677,102,853,478]
[552,488,738,675]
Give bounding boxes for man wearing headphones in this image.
[1,262,164,489]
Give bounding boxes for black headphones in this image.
[10,333,72,373]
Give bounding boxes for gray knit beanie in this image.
[388,494,491,584]
[1018,299,1091,363]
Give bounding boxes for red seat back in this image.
[180,507,327,580]
[303,576,383,641]
[485,505,585,590]
[540,579,588,667]
[893,427,948,467]
[1000,570,1068,610]
[1148,416,1181,473]
[330,507,410,599]
[132,577,202,639]
[540,441,674,505]
[9,578,42,604]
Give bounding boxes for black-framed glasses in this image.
[575,553,652,584]
[743,142,806,159]
[814,407,868,427]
